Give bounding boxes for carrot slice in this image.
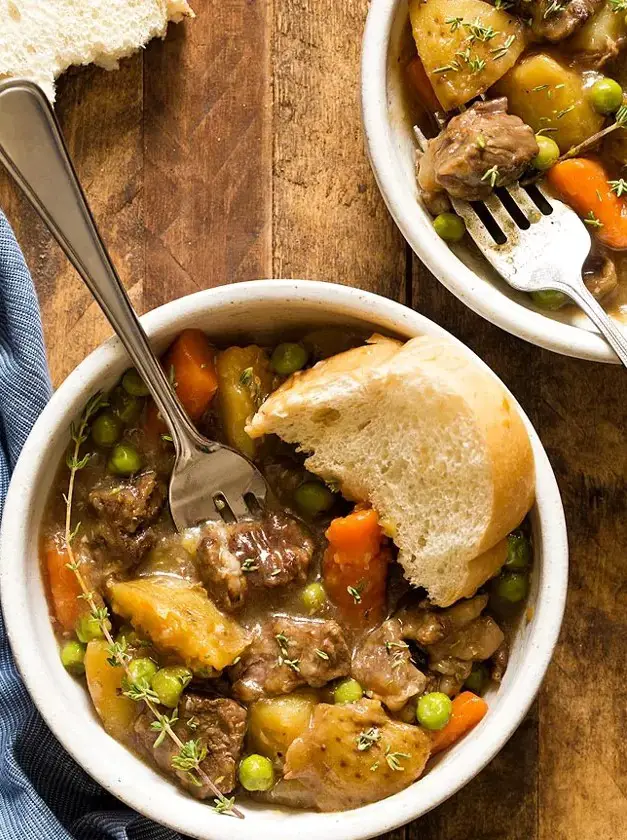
[430,691,489,755]
[547,157,627,250]
[323,508,389,626]
[406,56,441,113]
[43,536,83,633]
[145,329,218,437]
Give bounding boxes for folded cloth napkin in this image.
[0,211,181,840]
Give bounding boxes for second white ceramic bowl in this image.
[361,0,626,363]
[0,281,568,839]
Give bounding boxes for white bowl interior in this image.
[0,281,568,840]
[362,0,626,363]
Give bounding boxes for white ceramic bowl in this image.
[0,280,568,840]
[361,0,627,364]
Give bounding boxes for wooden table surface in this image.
[1,4,625,838]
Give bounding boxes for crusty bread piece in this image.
[247,334,535,606]
[0,0,194,102]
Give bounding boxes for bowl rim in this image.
[0,280,568,840]
[360,0,620,364]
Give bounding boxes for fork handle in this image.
[566,282,627,368]
[0,80,207,458]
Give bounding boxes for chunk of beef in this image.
[351,619,426,712]
[231,616,350,701]
[583,252,618,302]
[88,470,166,567]
[284,699,432,811]
[491,640,509,683]
[515,0,603,43]
[196,512,314,611]
[394,595,505,696]
[418,98,538,208]
[134,692,246,797]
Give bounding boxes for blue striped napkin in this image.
[0,210,181,839]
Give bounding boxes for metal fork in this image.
[0,80,268,529]
[414,125,627,368]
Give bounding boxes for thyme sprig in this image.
[560,106,627,161]
[62,393,243,819]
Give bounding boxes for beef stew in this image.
[41,327,533,815]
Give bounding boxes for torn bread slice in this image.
[0,0,194,102]
[247,334,535,606]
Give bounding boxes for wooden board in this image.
[0,0,625,837]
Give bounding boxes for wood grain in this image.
[0,0,624,837]
[272,0,407,296]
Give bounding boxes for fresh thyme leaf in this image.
[433,61,460,74]
[239,367,254,386]
[609,178,627,197]
[150,712,179,748]
[106,638,131,668]
[385,747,411,772]
[476,134,486,149]
[213,795,236,815]
[370,761,380,772]
[315,648,330,660]
[491,34,515,60]
[161,434,173,443]
[241,558,259,573]
[555,105,575,120]
[584,211,603,228]
[123,680,161,703]
[445,15,463,31]
[187,715,199,730]
[609,0,627,11]
[385,640,409,652]
[356,727,381,751]
[347,585,362,604]
[543,0,565,18]
[463,17,498,42]
[481,165,500,188]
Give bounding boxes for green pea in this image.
[116,624,142,647]
[532,135,559,171]
[589,77,623,115]
[530,289,568,310]
[294,481,335,516]
[271,342,309,375]
[492,571,529,604]
[238,754,275,792]
[505,530,531,570]
[433,212,466,243]
[108,443,142,476]
[416,691,453,731]
[110,386,142,426]
[301,581,327,614]
[127,657,158,688]
[464,663,489,696]
[122,368,150,397]
[76,614,107,643]
[152,665,192,708]
[333,678,363,705]
[60,640,86,676]
[91,412,122,448]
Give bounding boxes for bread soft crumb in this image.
[0,0,195,101]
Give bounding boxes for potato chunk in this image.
[409,0,525,111]
[495,52,603,153]
[109,577,251,672]
[247,690,318,765]
[216,346,274,458]
[84,640,138,743]
[284,699,432,811]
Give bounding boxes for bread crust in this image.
[248,333,535,605]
